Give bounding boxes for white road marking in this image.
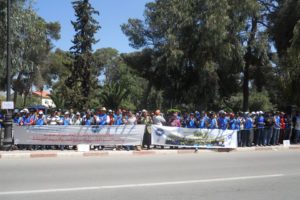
[0,174,284,195]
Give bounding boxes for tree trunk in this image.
[243,61,250,112]
[243,17,258,112]
[142,82,152,109]
[23,94,27,108]
[13,73,22,106]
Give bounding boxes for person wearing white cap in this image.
[72,112,82,125]
[19,109,34,126]
[35,111,47,125]
[62,111,73,125]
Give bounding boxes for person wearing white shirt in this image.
[152,110,166,126]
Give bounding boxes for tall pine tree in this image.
[66,0,100,109]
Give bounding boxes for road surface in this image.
[0,151,299,200]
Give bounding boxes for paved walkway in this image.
[0,145,300,159]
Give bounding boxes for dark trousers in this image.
[265,128,273,146]
[256,128,265,146]
[142,132,151,149]
[241,130,250,147]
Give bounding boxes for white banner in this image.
[14,125,145,145]
[151,125,237,148]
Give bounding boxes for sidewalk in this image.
[0,145,300,160]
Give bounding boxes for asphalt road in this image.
[0,151,300,200]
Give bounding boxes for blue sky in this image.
[34,0,152,53]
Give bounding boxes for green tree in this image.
[100,83,129,110]
[122,0,276,111]
[269,0,300,108]
[0,0,60,106]
[65,0,100,110]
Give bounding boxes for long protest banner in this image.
[151,125,237,148]
[14,125,145,145]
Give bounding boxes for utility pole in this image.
[2,0,13,150]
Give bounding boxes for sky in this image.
[34,0,152,53]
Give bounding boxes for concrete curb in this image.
[0,145,299,160]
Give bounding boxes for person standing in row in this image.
[152,110,166,126]
[242,112,253,147]
[273,112,281,145]
[152,110,166,149]
[256,111,265,146]
[294,111,300,144]
[264,112,274,146]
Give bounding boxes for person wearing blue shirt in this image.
[114,109,123,125]
[62,111,73,125]
[272,112,281,145]
[181,112,189,128]
[242,113,253,147]
[59,111,73,150]
[82,112,93,125]
[228,113,237,130]
[256,111,265,146]
[21,110,34,126]
[199,112,207,129]
[98,107,109,125]
[35,111,48,150]
[35,111,47,125]
[0,113,4,128]
[218,111,228,130]
[187,113,197,128]
[207,112,217,129]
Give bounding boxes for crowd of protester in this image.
[6,106,300,150]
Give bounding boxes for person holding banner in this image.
[98,107,110,125]
[113,109,123,125]
[153,110,166,126]
[126,111,137,150]
[20,109,34,126]
[206,112,217,129]
[62,111,73,125]
[153,110,166,149]
[47,111,62,125]
[73,112,82,125]
[168,112,181,127]
[82,111,94,125]
[199,111,208,129]
[218,111,228,130]
[141,109,152,150]
[35,111,47,125]
[187,113,197,128]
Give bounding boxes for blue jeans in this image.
[265,128,273,146]
[257,128,265,146]
[272,128,280,145]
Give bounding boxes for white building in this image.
[32,91,56,108]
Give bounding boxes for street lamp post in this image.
[2,0,13,150]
